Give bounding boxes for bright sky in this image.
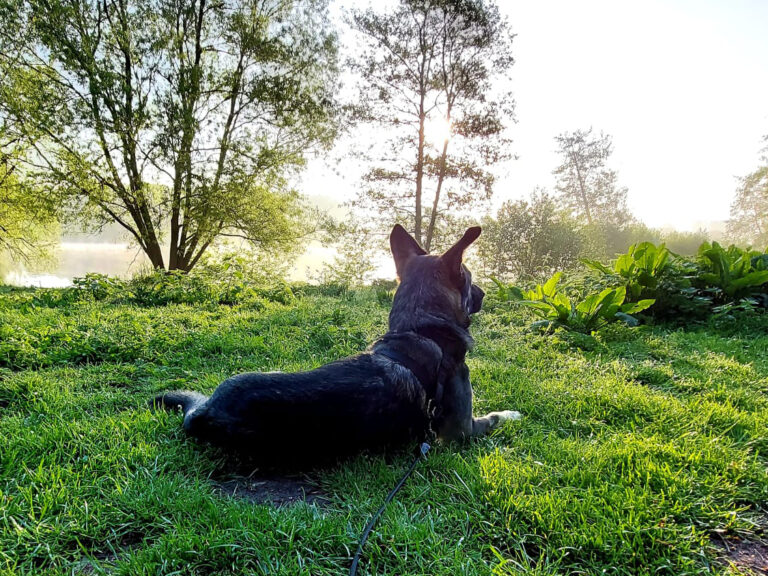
[302,0,768,232]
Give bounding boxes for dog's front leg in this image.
[468,409,522,437]
[434,364,521,441]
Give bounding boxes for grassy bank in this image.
[1,285,767,575]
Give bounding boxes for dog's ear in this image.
[441,226,481,282]
[390,224,426,278]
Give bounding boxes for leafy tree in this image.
[477,190,582,281]
[553,128,632,227]
[0,0,338,270]
[0,142,56,261]
[347,0,514,251]
[319,218,382,286]
[727,136,768,247]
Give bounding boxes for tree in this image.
[477,189,582,281]
[553,128,632,227]
[347,0,514,251]
[319,218,382,286]
[0,141,56,261]
[727,136,768,247]
[0,0,338,271]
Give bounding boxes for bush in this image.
[583,241,670,302]
[694,241,768,303]
[128,270,215,306]
[493,272,654,334]
[72,273,127,301]
[579,222,663,260]
[478,192,583,281]
[661,229,710,256]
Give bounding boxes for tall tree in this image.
[727,136,768,247]
[347,0,514,251]
[0,0,338,270]
[553,128,631,227]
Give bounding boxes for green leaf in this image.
[542,272,562,297]
[614,254,635,277]
[581,259,612,274]
[729,271,768,290]
[620,299,655,314]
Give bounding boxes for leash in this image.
[348,442,431,576]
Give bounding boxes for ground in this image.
[1,286,767,575]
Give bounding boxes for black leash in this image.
[348,442,431,576]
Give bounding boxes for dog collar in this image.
[373,334,442,401]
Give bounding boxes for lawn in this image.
[1,285,767,575]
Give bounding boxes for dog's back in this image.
[155,350,431,465]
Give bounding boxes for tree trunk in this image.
[145,237,165,269]
[425,137,450,252]
[568,144,593,225]
[415,109,425,246]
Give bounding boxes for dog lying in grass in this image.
[154,225,519,465]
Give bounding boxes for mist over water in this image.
[2,240,389,287]
[5,242,150,288]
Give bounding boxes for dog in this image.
[154,225,520,466]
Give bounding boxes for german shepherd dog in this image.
[154,225,519,466]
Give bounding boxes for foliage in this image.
[583,241,670,302]
[72,273,127,302]
[0,0,338,270]
[317,218,383,287]
[639,258,712,321]
[727,135,768,246]
[0,143,57,261]
[695,241,768,303]
[494,272,654,333]
[347,0,515,250]
[578,221,664,261]
[577,240,768,320]
[477,190,582,281]
[553,128,632,228]
[661,229,710,256]
[60,255,298,308]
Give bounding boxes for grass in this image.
[1,285,767,575]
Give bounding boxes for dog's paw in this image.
[496,410,522,423]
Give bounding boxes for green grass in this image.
[1,286,767,575]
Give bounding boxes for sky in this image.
[303,0,768,232]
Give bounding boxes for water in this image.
[5,242,150,288]
[4,240,395,287]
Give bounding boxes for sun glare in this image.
[425,115,452,147]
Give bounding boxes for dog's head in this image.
[388,224,485,332]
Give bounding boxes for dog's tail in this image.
[151,390,208,416]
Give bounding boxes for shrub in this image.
[694,241,768,303]
[493,272,654,333]
[478,192,583,281]
[583,241,670,302]
[128,270,215,306]
[72,273,127,301]
[582,242,711,321]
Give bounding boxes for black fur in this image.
[154,225,517,466]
